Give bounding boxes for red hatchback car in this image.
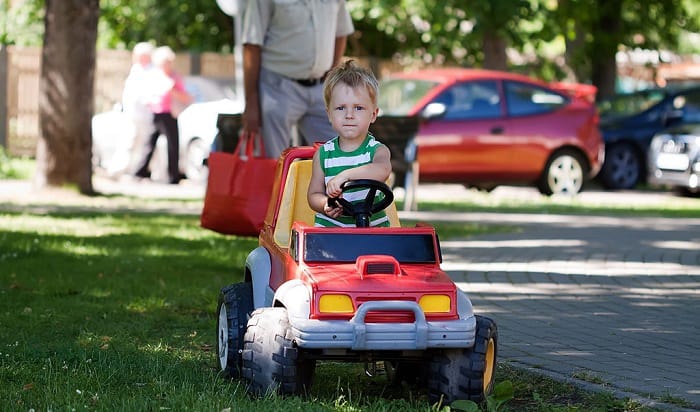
[378,68,604,195]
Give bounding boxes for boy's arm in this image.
[307,151,343,217]
[325,145,392,196]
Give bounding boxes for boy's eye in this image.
[335,106,345,111]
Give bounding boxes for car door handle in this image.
[490,126,504,134]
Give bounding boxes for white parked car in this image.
[92,76,243,182]
[648,123,700,196]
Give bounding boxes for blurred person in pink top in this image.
[133,46,192,184]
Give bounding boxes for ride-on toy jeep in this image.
[215,145,497,404]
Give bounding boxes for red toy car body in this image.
[216,145,498,404]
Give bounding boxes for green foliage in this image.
[0,0,44,46]
[1,0,234,51]
[0,147,33,179]
[448,381,514,412]
[347,0,536,67]
[98,0,234,52]
[4,0,700,90]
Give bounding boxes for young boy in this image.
[307,60,392,227]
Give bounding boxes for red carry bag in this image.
[200,134,277,236]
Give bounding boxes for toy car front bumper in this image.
[290,300,476,351]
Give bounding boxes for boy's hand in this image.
[323,198,344,218]
[325,175,348,198]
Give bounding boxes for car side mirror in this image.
[421,102,447,120]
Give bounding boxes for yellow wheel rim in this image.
[483,337,496,392]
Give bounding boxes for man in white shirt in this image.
[240,0,354,159]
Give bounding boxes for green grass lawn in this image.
[0,194,677,411]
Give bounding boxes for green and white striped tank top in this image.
[314,134,390,228]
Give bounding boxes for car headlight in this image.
[419,294,451,313]
[319,294,354,314]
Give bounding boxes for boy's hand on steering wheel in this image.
[323,198,343,218]
[325,175,348,198]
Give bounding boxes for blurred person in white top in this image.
[120,42,156,176]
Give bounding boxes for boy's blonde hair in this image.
[323,59,379,109]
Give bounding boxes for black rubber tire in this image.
[599,142,642,190]
[428,315,498,405]
[241,307,315,396]
[386,360,429,386]
[216,282,253,379]
[537,149,586,195]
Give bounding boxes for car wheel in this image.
[184,138,210,182]
[216,282,253,379]
[538,150,585,195]
[428,315,498,405]
[242,307,315,396]
[599,143,641,190]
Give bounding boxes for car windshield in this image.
[379,79,439,115]
[597,89,667,119]
[304,233,436,263]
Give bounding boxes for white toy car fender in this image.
[272,279,312,323]
[245,246,271,309]
[456,288,475,320]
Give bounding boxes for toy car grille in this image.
[356,297,416,323]
[366,263,397,274]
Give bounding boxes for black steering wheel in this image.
[328,179,394,227]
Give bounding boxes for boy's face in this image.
[327,83,378,142]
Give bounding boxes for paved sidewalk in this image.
[401,210,700,411]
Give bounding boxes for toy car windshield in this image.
[303,233,437,263]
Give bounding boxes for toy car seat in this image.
[273,159,401,247]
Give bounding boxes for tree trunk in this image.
[589,0,623,99]
[481,30,508,71]
[35,0,99,194]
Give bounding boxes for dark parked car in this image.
[597,86,700,189]
[378,68,604,195]
[648,123,700,195]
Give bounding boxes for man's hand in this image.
[242,105,261,138]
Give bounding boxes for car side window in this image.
[433,81,501,120]
[505,81,568,117]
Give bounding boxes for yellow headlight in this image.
[319,294,354,313]
[419,295,451,313]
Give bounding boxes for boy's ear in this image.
[370,107,379,123]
